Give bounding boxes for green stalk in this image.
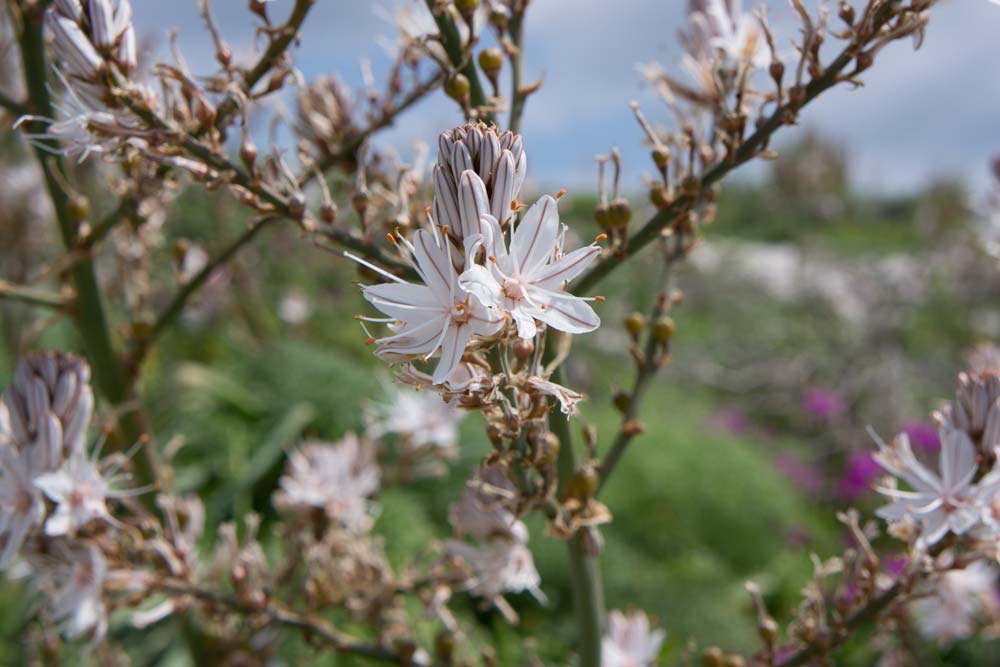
[552,366,605,667]
[15,2,157,486]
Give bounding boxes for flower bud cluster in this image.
[0,352,123,641]
[47,0,137,106]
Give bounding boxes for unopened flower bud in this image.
[625,311,646,338]
[613,390,631,414]
[652,316,676,343]
[444,74,471,103]
[513,338,534,361]
[769,60,785,88]
[839,1,855,25]
[701,647,725,667]
[249,0,268,20]
[478,48,504,78]
[489,6,509,29]
[537,432,560,466]
[723,656,746,667]
[435,629,456,662]
[240,135,258,171]
[352,190,369,218]
[566,465,599,500]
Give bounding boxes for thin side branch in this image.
[131,217,277,366]
[157,579,438,666]
[213,0,316,131]
[572,8,896,296]
[0,279,70,310]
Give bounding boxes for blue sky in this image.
[133,1,1000,195]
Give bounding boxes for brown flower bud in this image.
[652,316,676,343]
[537,432,560,466]
[723,656,746,667]
[435,629,456,662]
[769,61,785,88]
[512,338,534,361]
[352,190,369,218]
[613,390,631,414]
[701,647,725,667]
[838,1,855,25]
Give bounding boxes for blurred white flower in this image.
[445,534,541,600]
[0,447,46,568]
[459,195,601,340]
[602,609,666,667]
[37,544,108,642]
[278,289,314,325]
[874,424,988,548]
[274,435,380,530]
[912,562,998,643]
[34,449,119,537]
[448,464,524,542]
[366,385,463,453]
[682,0,767,68]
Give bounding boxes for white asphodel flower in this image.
[459,195,601,340]
[366,385,464,454]
[0,447,46,568]
[274,435,380,530]
[34,448,126,537]
[912,562,999,643]
[350,225,504,384]
[873,424,986,548]
[40,543,108,641]
[602,609,666,667]
[682,0,767,68]
[444,531,542,601]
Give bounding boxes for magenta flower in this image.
[900,421,941,453]
[838,451,881,500]
[802,388,846,420]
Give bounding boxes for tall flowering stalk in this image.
[0,0,980,665]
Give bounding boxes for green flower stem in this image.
[425,0,496,125]
[15,2,158,488]
[552,364,605,667]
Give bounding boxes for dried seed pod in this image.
[478,48,504,78]
[652,316,676,343]
[444,74,471,103]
